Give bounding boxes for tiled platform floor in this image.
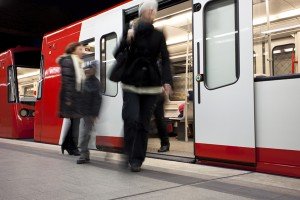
[0,138,299,200]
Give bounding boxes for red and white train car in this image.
[0,46,40,139]
[34,0,300,178]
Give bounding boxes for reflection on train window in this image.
[16,67,40,102]
[7,67,16,102]
[204,0,239,89]
[100,32,118,97]
[272,44,295,76]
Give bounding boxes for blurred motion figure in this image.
[77,62,102,164]
[58,42,85,156]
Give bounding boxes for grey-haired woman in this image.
[115,0,173,172]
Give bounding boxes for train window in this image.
[204,0,239,89]
[100,32,118,97]
[37,55,44,100]
[7,67,16,102]
[16,67,40,102]
[272,44,295,76]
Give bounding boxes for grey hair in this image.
[138,0,158,17]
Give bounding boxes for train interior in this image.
[149,1,194,158]
[16,67,40,102]
[253,0,300,77]
[124,0,300,159]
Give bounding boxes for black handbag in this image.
[109,48,128,82]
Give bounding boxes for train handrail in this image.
[254,73,300,82]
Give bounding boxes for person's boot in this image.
[130,163,141,172]
[76,152,90,164]
[158,143,170,152]
[72,149,80,156]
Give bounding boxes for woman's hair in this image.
[65,42,82,54]
[139,0,158,17]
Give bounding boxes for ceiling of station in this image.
[0,0,125,52]
[1,0,299,51]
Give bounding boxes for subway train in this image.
[2,0,300,178]
[0,46,40,139]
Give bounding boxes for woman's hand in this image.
[127,29,134,43]
[163,84,172,96]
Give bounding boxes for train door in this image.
[123,1,195,159]
[193,0,256,163]
[78,9,124,149]
[0,53,15,138]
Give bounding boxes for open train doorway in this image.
[124,0,195,160]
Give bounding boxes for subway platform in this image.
[0,138,299,200]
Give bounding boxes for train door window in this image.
[204,0,239,89]
[37,55,44,100]
[7,67,16,102]
[272,44,295,76]
[100,32,118,97]
[13,51,41,102]
[81,39,95,67]
[16,67,40,102]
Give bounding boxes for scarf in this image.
[71,54,85,92]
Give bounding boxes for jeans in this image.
[122,91,159,166]
[79,116,94,158]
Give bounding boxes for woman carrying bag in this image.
[114,0,173,172]
[58,42,85,156]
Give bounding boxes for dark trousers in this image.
[153,95,169,146]
[122,91,158,166]
[62,118,80,150]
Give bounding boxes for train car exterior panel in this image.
[34,24,82,144]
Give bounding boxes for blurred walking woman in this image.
[58,42,85,156]
[114,0,173,172]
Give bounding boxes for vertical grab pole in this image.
[184,21,190,142]
[266,0,273,76]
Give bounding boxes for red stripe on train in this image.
[195,143,300,178]
[195,143,256,163]
[96,136,123,149]
[257,147,300,167]
[256,147,300,178]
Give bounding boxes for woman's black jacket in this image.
[58,55,83,118]
[114,22,173,87]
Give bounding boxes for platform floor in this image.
[0,138,299,200]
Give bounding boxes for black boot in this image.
[158,144,170,152]
[61,146,77,155]
[72,149,80,156]
[130,163,141,172]
[77,152,90,164]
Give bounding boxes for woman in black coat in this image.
[58,42,85,156]
[115,0,173,172]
